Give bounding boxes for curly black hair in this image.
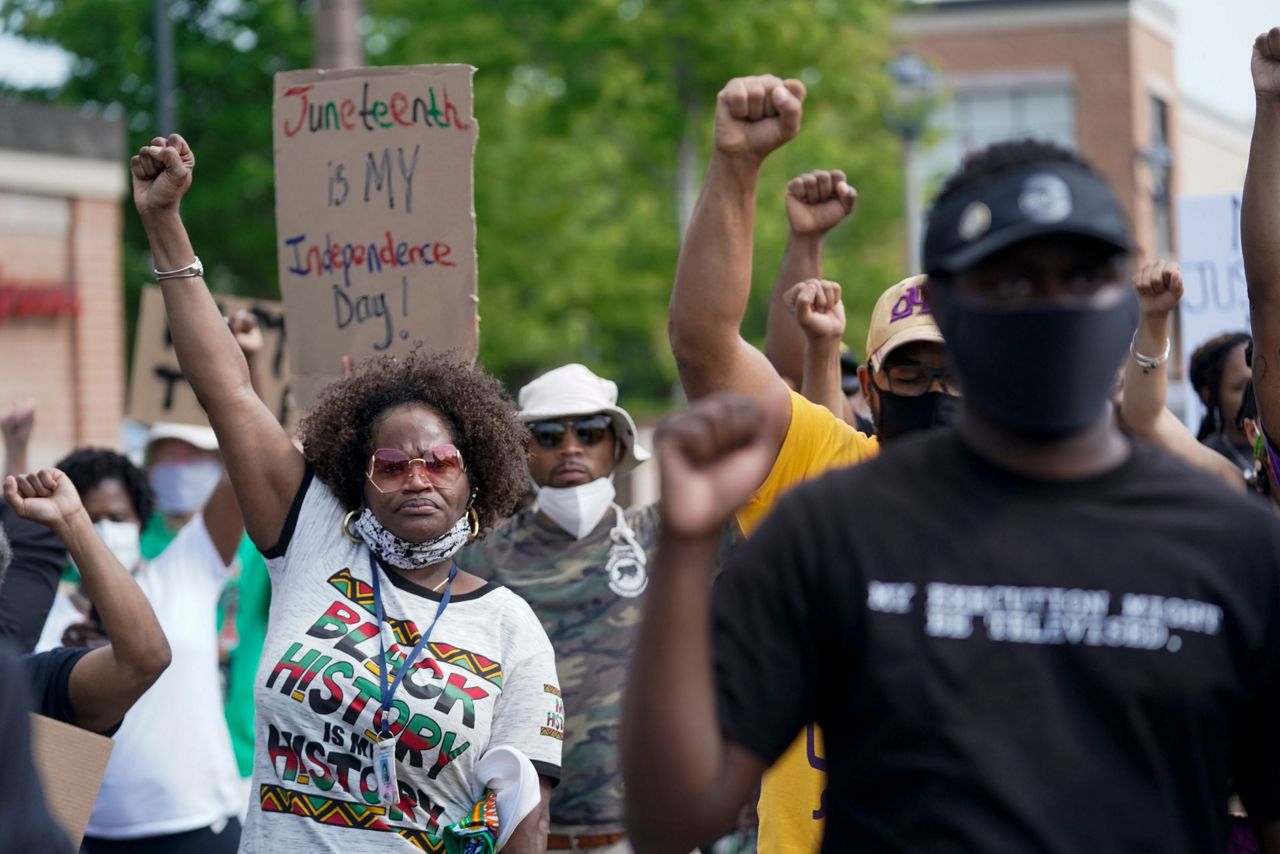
[297,349,529,533]
[56,448,155,522]
[1189,331,1251,440]
[935,139,1095,206]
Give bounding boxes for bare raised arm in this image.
[6,470,171,734]
[669,76,805,460]
[765,170,856,388]
[1244,28,1280,438]
[131,134,303,551]
[784,279,849,419]
[1119,261,1245,489]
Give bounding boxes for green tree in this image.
[3,0,906,408]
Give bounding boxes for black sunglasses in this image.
[528,415,613,449]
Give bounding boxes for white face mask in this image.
[150,459,223,516]
[535,477,616,539]
[93,520,142,573]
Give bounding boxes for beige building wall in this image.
[0,107,126,468]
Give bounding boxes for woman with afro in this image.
[131,133,560,853]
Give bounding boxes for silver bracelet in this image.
[154,256,204,280]
[1130,331,1170,370]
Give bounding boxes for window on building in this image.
[920,79,1077,191]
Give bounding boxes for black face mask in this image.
[874,389,958,443]
[929,287,1137,438]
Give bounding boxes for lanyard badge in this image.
[369,550,457,806]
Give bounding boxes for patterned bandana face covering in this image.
[352,507,470,570]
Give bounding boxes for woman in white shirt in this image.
[130,133,562,853]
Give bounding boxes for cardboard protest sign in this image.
[1176,194,1251,427]
[273,64,479,409]
[29,713,114,848]
[128,285,293,427]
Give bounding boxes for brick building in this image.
[899,0,1252,262]
[0,101,126,467]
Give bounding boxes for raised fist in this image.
[1133,260,1183,316]
[4,469,85,532]
[714,75,806,163]
[130,133,195,216]
[228,310,264,358]
[1253,27,1280,98]
[656,394,774,539]
[784,278,846,342]
[786,170,857,236]
[1,400,35,450]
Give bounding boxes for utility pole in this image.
[153,0,176,135]
[313,0,365,69]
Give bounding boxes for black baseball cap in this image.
[922,160,1132,278]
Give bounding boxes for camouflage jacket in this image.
[456,503,659,832]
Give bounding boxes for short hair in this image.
[55,448,155,522]
[297,349,529,533]
[935,139,1095,209]
[1189,332,1251,440]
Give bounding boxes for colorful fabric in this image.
[241,471,562,851]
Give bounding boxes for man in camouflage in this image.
[457,363,654,852]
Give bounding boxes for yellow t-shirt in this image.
[735,389,878,853]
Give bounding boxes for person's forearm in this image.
[1244,97,1280,432]
[1120,311,1171,437]
[670,153,761,400]
[141,210,256,412]
[245,352,264,400]
[54,511,170,682]
[624,531,737,851]
[800,335,846,419]
[3,444,27,480]
[504,780,551,854]
[765,233,824,387]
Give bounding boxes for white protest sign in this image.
[1176,193,1251,427]
[273,65,479,409]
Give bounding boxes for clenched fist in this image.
[714,75,806,163]
[656,395,775,539]
[1253,27,1280,98]
[130,133,195,217]
[784,278,846,342]
[786,170,857,236]
[1133,260,1183,317]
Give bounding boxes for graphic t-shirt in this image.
[735,389,876,853]
[716,430,1280,852]
[86,514,244,839]
[240,470,563,852]
[457,503,659,833]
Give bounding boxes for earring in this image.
[342,509,362,543]
[467,506,480,541]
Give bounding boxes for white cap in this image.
[144,421,220,454]
[517,364,650,474]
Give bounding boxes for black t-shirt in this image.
[23,646,91,727]
[0,643,72,852]
[714,430,1280,853]
[0,504,69,652]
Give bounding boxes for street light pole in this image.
[153,0,175,136]
[885,52,938,276]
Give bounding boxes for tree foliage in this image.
[3,0,905,408]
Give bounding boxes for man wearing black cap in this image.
[625,118,1280,851]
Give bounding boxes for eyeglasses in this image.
[528,415,613,450]
[875,364,960,398]
[366,446,466,493]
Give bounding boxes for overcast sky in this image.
[0,1,1274,122]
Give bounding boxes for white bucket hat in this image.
[144,421,220,458]
[517,364,650,474]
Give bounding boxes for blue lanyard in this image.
[369,550,457,737]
